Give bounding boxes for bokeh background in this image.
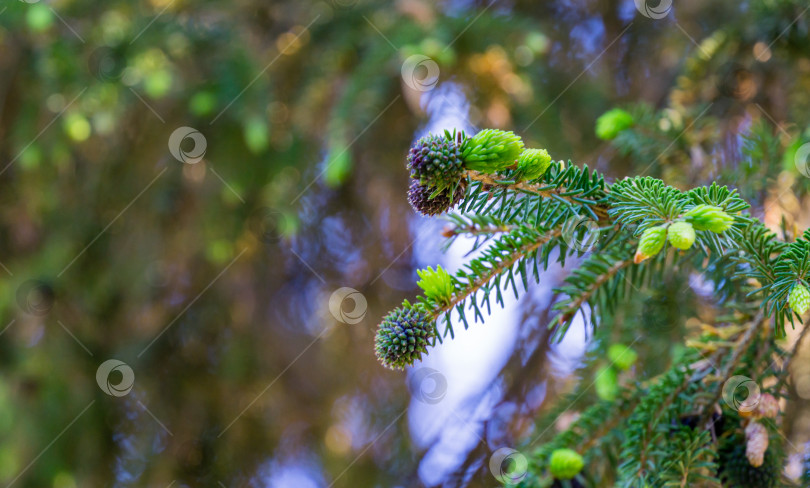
[2,0,810,486]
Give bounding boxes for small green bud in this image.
[789,284,810,315]
[607,344,638,371]
[594,366,619,401]
[667,222,696,250]
[416,265,455,305]
[26,4,55,32]
[461,129,524,173]
[514,148,552,181]
[634,225,667,263]
[684,205,734,233]
[595,108,634,140]
[549,449,584,480]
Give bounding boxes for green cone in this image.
[684,204,734,233]
[788,283,810,315]
[514,148,552,181]
[549,448,584,480]
[595,366,619,401]
[667,222,696,250]
[461,129,524,172]
[595,108,634,140]
[634,225,667,263]
[608,344,638,371]
[374,304,436,370]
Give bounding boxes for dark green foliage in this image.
[717,434,781,488]
[608,176,689,230]
[384,121,809,485]
[770,230,810,317]
[616,352,700,484]
[550,478,585,488]
[657,427,720,487]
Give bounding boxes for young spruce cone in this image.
[374,305,435,370]
[407,179,466,216]
[548,448,584,481]
[789,283,810,315]
[406,133,465,190]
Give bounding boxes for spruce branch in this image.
[551,252,636,341]
[424,225,562,339]
[464,166,610,221]
[375,125,808,397]
[657,428,720,488]
[696,312,767,426]
[619,351,701,484]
